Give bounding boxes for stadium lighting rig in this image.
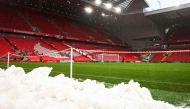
[101,13,110,16]
[84,7,93,13]
[101,1,122,13]
[95,0,102,5]
[82,0,137,15]
[114,7,122,13]
[103,2,112,9]
[102,13,105,16]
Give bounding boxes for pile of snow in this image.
[0,65,189,109]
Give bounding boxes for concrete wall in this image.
[105,25,164,50]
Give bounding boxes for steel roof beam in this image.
[113,0,126,6]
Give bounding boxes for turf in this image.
[0,62,190,106]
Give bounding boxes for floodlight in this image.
[85,7,93,13]
[102,13,105,16]
[95,0,102,5]
[115,7,121,13]
[104,3,112,9]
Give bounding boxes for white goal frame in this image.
[98,54,120,63]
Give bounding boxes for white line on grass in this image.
[4,66,189,87]
[71,73,190,86]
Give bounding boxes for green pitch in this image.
[0,62,190,107]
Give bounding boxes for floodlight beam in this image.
[85,7,93,13]
[95,0,102,5]
[115,7,121,13]
[104,3,112,9]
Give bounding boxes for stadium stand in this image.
[64,41,141,62]
[4,36,73,62]
[163,26,190,43]
[151,53,165,62]
[0,0,109,62]
[149,47,190,63]
[1,0,190,63]
[164,52,190,62]
[42,12,90,40]
[5,36,54,51]
[97,30,124,45]
[15,5,66,36]
[119,53,141,62]
[0,1,125,46]
[0,0,31,32]
[168,44,190,49]
[44,40,69,51]
[73,21,108,43]
[149,24,190,63]
[0,37,13,56]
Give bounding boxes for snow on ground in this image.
[0,65,189,109]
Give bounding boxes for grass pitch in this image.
[0,62,190,107]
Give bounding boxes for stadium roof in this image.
[8,0,151,28]
[145,3,190,27]
[83,0,148,14]
[9,0,148,14]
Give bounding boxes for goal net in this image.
[98,54,121,63]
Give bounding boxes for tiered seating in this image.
[16,6,65,36]
[58,19,89,40]
[65,42,92,62]
[163,26,190,43]
[73,56,91,62]
[0,1,31,31]
[43,12,89,40]
[150,26,190,62]
[0,37,13,56]
[151,53,164,62]
[5,36,72,62]
[162,28,176,43]
[67,41,126,51]
[34,43,63,58]
[149,45,162,50]
[45,40,69,51]
[6,36,54,56]
[45,11,125,45]
[172,28,190,42]
[0,0,132,62]
[164,52,190,62]
[168,44,190,49]
[28,55,70,62]
[65,41,141,62]
[39,42,90,62]
[0,0,126,46]
[1,35,138,62]
[71,42,103,50]
[73,22,108,42]
[98,30,123,44]
[119,53,141,62]
[150,49,190,62]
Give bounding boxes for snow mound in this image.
[0,65,189,109]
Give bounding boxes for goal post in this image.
[98,54,121,63]
[7,52,10,69]
[70,47,73,79]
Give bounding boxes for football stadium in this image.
[0,0,190,108]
